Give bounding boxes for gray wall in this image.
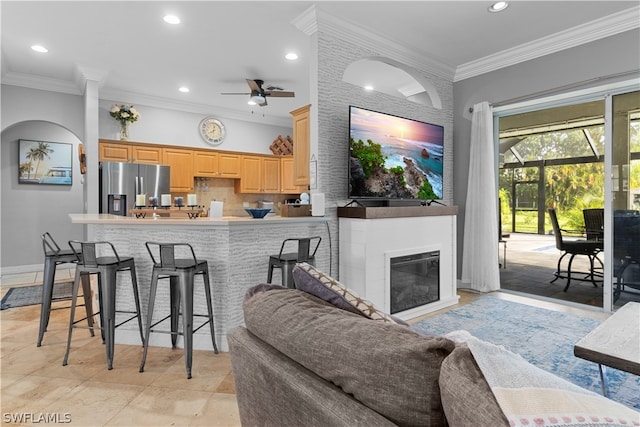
[452,29,640,276]
[1,121,86,271]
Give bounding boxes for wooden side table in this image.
[574,302,640,396]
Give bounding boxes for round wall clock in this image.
[199,117,226,145]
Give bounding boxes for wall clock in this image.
[199,117,226,146]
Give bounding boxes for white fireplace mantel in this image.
[338,206,459,320]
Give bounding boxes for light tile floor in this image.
[1,269,609,426]
[1,271,241,427]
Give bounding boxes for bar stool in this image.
[63,240,144,370]
[38,232,94,347]
[267,237,321,289]
[139,242,218,379]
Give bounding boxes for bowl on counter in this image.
[245,208,271,219]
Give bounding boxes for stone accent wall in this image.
[315,30,454,277]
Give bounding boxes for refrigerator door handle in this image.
[140,177,144,194]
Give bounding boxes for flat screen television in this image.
[348,106,444,200]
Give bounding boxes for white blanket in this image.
[445,330,640,427]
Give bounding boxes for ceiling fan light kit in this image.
[223,78,295,108]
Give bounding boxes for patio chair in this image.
[547,208,603,292]
[583,208,604,241]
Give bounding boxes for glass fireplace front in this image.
[390,251,440,314]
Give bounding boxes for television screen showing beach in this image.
[349,106,444,199]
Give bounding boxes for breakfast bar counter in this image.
[70,214,330,351]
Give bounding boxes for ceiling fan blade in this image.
[246,79,263,93]
[265,91,295,98]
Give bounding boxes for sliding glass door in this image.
[496,87,639,312]
[610,90,640,310]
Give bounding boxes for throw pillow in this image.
[292,262,405,325]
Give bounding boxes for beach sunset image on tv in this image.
[349,106,444,200]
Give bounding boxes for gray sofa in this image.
[229,285,508,426]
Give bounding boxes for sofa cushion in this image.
[243,287,455,427]
[439,345,509,426]
[292,262,405,325]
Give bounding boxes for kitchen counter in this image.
[70,213,330,352]
[70,213,327,226]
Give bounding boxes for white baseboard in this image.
[1,264,44,276]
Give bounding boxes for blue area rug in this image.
[411,296,640,410]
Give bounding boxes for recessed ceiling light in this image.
[31,45,48,53]
[364,85,374,91]
[178,86,190,93]
[163,14,181,24]
[285,52,298,61]
[488,2,509,12]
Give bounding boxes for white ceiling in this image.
[2,1,638,127]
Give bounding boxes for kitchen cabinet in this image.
[218,152,241,178]
[99,140,161,164]
[131,145,162,164]
[194,151,241,178]
[193,151,218,177]
[290,104,311,187]
[100,142,131,162]
[237,155,281,193]
[162,148,194,192]
[280,157,303,194]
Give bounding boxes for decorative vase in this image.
[119,121,129,140]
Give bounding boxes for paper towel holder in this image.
[311,193,325,216]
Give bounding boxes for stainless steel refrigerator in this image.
[100,162,171,215]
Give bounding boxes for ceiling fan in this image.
[221,79,295,106]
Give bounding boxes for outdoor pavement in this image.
[499,233,640,309]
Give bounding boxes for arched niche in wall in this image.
[1,120,85,270]
[342,57,442,110]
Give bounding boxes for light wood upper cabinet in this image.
[193,151,219,177]
[237,155,262,193]
[99,140,161,164]
[162,148,194,192]
[217,152,241,178]
[280,156,303,194]
[290,104,311,187]
[236,155,281,194]
[131,145,162,164]
[100,142,131,162]
[194,151,241,178]
[262,157,281,193]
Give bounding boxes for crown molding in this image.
[455,6,640,82]
[2,70,82,96]
[291,4,318,36]
[293,5,456,81]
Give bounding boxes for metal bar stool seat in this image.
[63,240,144,370]
[267,237,321,289]
[139,242,218,379]
[38,232,94,347]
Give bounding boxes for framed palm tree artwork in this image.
[18,139,72,185]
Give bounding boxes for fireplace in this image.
[339,208,459,320]
[389,251,440,314]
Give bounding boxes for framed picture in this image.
[18,139,73,185]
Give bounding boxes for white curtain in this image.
[461,102,500,292]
